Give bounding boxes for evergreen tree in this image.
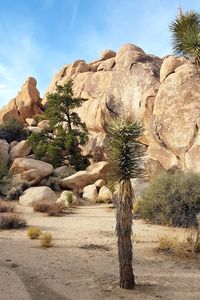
[29,79,89,169]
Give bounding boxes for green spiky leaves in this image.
[170,9,200,65]
[107,119,145,184]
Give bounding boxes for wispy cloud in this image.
[69,0,80,29]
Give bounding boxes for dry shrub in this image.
[46,202,66,216]
[0,213,26,229]
[33,200,66,216]
[40,232,52,248]
[27,227,42,239]
[0,201,14,213]
[157,231,200,258]
[33,200,51,213]
[140,171,200,227]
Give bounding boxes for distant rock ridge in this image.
[1,43,200,177]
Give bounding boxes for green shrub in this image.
[66,193,73,206]
[0,119,28,143]
[33,114,46,123]
[0,213,27,229]
[7,182,30,200]
[40,176,60,191]
[140,171,200,227]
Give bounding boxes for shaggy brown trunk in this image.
[116,179,135,289]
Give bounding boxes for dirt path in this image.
[0,204,200,300]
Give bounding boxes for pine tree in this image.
[29,79,89,169]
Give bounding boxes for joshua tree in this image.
[107,119,145,289]
[170,8,200,66]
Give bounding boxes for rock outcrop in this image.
[0,77,43,123]
[43,44,200,176]
[1,43,200,178]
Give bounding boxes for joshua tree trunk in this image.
[116,179,135,289]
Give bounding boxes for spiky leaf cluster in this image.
[170,9,200,65]
[107,119,145,184]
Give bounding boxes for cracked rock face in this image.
[43,43,200,176]
[150,63,200,171]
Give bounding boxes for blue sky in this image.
[0,0,199,107]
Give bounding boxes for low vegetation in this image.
[40,176,60,191]
[27,227,42,239]
[0,213,26,229]
[40,232,53,248]
[33,200,66,216]
[0,201,14,213]
[7,182,30,200]
[139,171,200,227]
[66,193,73,206]
[157,231,200,258]
[0,118,27,143]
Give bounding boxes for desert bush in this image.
[46,202,66,216]
[7,182,30,200]
[40,232,53,248]
[140,171,200,227]
[27,227,42,239]
[0,159,9,182]
[157,232,199,258]
[0,213,26,229]
[0,201,14,213]
[33,200,66,216]
[40,176,60,191]
[66,193,73,206]
[34,114,46,123]
[0,118,28,143]
[33,200,51,213]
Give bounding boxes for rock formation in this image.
[0,77,43,123]
[1,43,200,178]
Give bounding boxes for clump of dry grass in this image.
[0,213,26,229]
[33,200,66,216]
[33,200,51,213]
[0,201,14,213]
[157,230,200,258]
[46,203,66,216]
[27,227,42,239]
[40,232,53,248]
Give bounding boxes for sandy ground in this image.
[0,204,200,300]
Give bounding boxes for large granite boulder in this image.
[60,161,109,191]
[19,186,57,206]
[10,140,32,160]
[10,158,53,184]
[83,184,98,202]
